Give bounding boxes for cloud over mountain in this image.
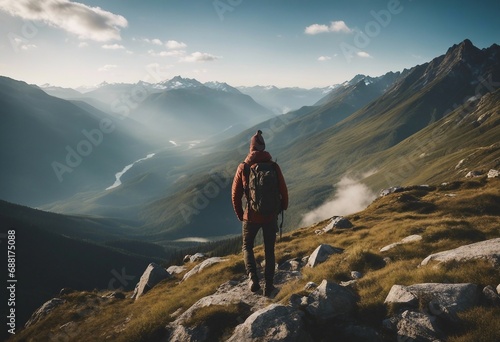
[0,0,128,41]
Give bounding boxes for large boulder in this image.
[396,310,444,342]
[307,244,343,267]
[420,238,500,267]
[227,304,312,342]
[293,279,358,323]
[385,283,480,318]
[132,263,171,300]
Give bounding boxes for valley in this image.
[1,39,499,339]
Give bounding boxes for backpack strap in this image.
[242,162,250,207]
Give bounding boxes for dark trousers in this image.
[242,220,277,285]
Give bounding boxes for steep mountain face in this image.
[0,76,158,206]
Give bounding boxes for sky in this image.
[0,0,499,89]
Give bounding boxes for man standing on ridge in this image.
[231,130,288,297]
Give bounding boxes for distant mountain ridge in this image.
[40,76,338,115]
[135,39,500,239]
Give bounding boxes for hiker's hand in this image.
[236,209,243,221]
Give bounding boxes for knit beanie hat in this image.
[250,130,265,151]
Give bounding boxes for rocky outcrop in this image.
[384,283,483,341]
[291,280,358,323]
[167,265,186,274]
[131,263,171,300]
[167,269,303,341]
[385,283,480,317]
[420,238,500,266]
[227,304,313,342]
[380,234,422,252]
[25,298,66,328]
[394,310,444,342]
[306,244,343,267]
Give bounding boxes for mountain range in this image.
[0,39,499,331]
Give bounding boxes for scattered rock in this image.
[497,284,500,295]
[182,257,228,281]
[340,280,358,287]
[304,282,318,291]
[482,285,500,306]
[132,263,171,300]
[25,298,66,328]
[350,271,363,279]
[166,265,186,274]
[379,186,404,197]
[307,244,343,268]
[465,170,483,178]
[420,238,500,267]
[227,304,313,342]
[396,310,444,342]
[300,279,358,323]
[380,234,422,252]
[190,253,206,262]
[487,169,499,178]
[324,216,353,231]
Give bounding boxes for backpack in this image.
[243,162,281,216]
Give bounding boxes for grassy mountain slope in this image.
[11,176,500,342]
[0,202,164,334]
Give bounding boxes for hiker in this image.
[231,130,288,297]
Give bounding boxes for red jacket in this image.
[231,151,288,223]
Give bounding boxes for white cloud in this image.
[181,52,220,63]
[102,43,125,50]
[305,24,330,35]
[98,64,118,71]
[166,40,187,50]
[12,37,36,50]
[357,51,372,58]
[318,56,331,62]
[305,20,353,35]
[301,176,376,226]
[78,42,89,48]
[148,49,186,57]
[329,20,352,33]
[0,0,127,42]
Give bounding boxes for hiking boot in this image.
[264,284,277,297]
[249,275,261,293]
